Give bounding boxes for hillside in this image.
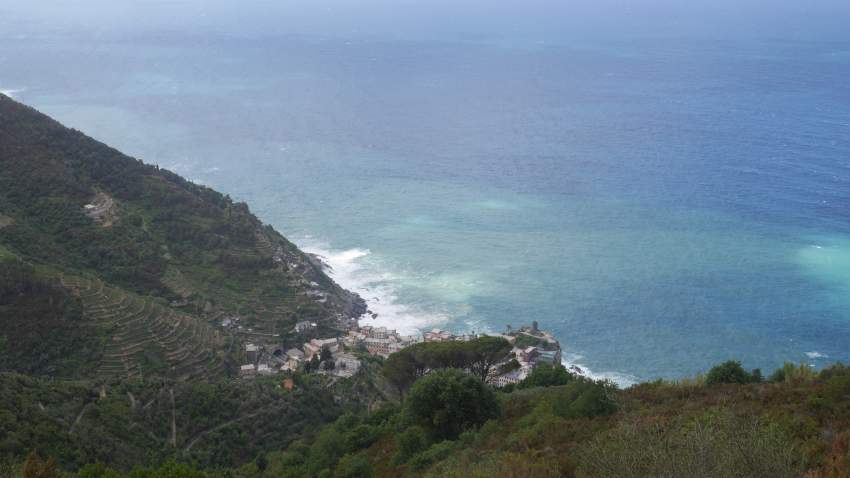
[0,93,365,382]
[4,361,850,477]
[0,362,398,472]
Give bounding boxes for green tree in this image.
[467,337,512,382]
[384,336,512,397]
[383,351,419,398]
[404,368,499,441]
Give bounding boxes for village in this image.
[237,317,564,388]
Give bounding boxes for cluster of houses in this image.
[238,319,563,388]
[344,325,420,356]
[240,336,362,379]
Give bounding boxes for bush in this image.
[307,426,348,474]
[517,364,575,389]
[706,360,760,385]
[404,369,500,441]
[334,453,372,478]
[769,362,816,384]
[394,425,428,464]
[822,372,850,410]
[408,441,455,472]
[346,424,381,451]
[554,379,617,419]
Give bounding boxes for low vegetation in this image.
[2,330,850,478]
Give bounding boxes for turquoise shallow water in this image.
[2,29,850,383]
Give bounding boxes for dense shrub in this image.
[517,364,575,389]
[333,453,372,478]
[407,441,455,472]
[394,425,429,464]
[706,360,761,385]
[554,379,617,419]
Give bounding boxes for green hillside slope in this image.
[0,93,364,382]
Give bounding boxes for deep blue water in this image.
[2,27,850,383]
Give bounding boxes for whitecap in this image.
[301,241,448,336]
[805,351,828,359]
[561,351,638,388]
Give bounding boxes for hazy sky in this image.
[2,0,849,42]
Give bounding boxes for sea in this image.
[2,2,850,385]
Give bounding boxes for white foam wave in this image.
[301,242,448,336]
[805,351,828,359]
[302,238,639,387]
[561,352,638,388]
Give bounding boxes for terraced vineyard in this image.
[60,274,232,382]
[254,230,278,258]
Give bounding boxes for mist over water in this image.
[2,1,850,384]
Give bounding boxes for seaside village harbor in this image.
[236,315,564,387]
